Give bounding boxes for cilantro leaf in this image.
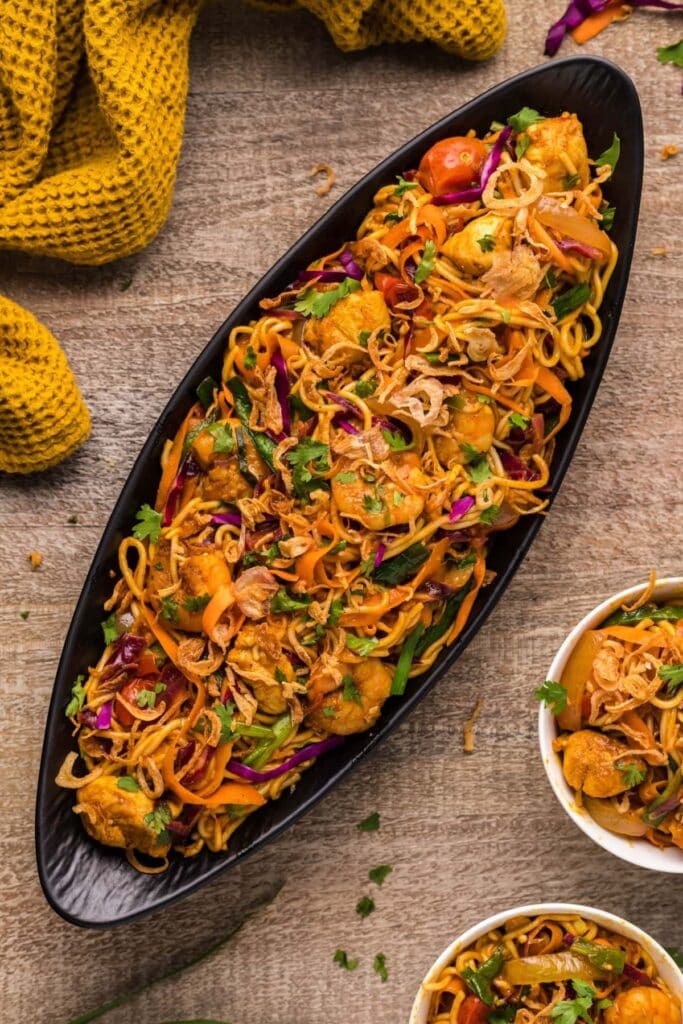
[479,504,500,525]
[535,679,568,715]
[507,107,544,133]
[516,134,531,160]
[356,895,375,918]
[362,492,384,516]
[468,456,491,483]
[117,776,140,792]
[369,864,392,885]
[333,949,359,971]
[243,345,257,370]
[659,663,683,694]
[373,953,388,982]
[143,803,172,843]
[327,598,344,626]
[65,674,86,718]
[381,428,414,452]
[550,979,596,1024]
[214,701,235,744]
[414,239,437,285]
[355,377,377,398]
[132,504,162,544]
[136,682,166,709]
[477,234,496,253]
[294,277,360,319]
[335,471,357,484]
[342,673,362,706]
[509,412,530,429]
[160,595,179,623]
[657,40,683,68]
[595,133,621,175]
[271,589,311,614]
[101,613,119,645]
[394,175,418,197]
[182,593,211,613]
[346,634,379,656]
[358,811,380,832]
[286,439,330,501]
[617,761,647,788]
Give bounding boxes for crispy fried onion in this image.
[233,566,279,619]
[481,246,544,301]
[331,424,391,461]
[262,365,283,435]
[177,637,224,677]
[278,535,315,559]
[386,376,452,426]
[56,752,105,789]
[136,755,165,799]
[483,157,545,210]
[460,326,501,363]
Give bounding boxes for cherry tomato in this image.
[458,996,490,1024]
[374,272,421,309]
[417,137,488,195]
[116,676,159,727]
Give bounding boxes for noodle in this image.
[58,110,620,868]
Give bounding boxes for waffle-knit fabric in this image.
[0,0,506,473]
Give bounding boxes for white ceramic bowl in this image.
[539,576,683,874]
[410,902,683,1023]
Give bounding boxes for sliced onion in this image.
[337,419,360,435]
[340,250,363,280]
[326,391,358,414]
[95,701,113,729]
[211,512,242,527]
[449,495,475,522]
[583,795,649,837]
[623,963,653,986]
[432,126,512,206]
[422,579,458,599]
[227,735,345,783]
[501,450,538,482]
[546,0,683,56]
[557,237,604,261]
[108,633,146,668]
[271,348,292,434]
[374,544,386,569]
[537,197,611,260]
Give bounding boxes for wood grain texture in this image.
[1,2,682,1021]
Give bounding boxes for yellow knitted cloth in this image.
[0,0,506,474]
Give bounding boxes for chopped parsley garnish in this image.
[358,811,380,832]
[384,211,403,224]
[322,707,337,718]
[362,493,384,515]
[552,283,591,321]
[657,40,683,67]
[477,234,496,253]
[346,634,379,656]
[354,377,377,398]
[243,345,257,369]
[617,762,647,788]
[160,595,179,623]
[356,895,375,918]
[65,674,86,718]
[19,610,29,620]
[534,679,568,715]
[550,979,611,1024]
[507,107,544,133]
[294,277,360,319]
[467,455,491,483]
[414,239,437,285]
[132,504,162,544]
[394,175,418,197]
[368,864,393,885]
[509,411,530,429]
[271,589,311,614]
[67,514,79,524]
[335,471,357,484]
[333,949,359,971]
[286,439,330,501]
[359,329,371,347]
[342,673,362,706]
[116,776,140,792]
[373,953,388,983]
[515,134,531,160]
[659,663,683,694]
[143,804,172,843]
[594,133,621,175]
[479,504,500,525]
[136,682,166,709]
[182,592,212,613]
[101,613,119,645]
[393,491,405,507]
[206,421,234,454]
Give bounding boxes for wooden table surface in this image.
[2,3,682,1021]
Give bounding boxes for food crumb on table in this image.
[660,144,679,160]
[309,162,336,196]
[27,550,43,570]
[650,247,669,257]
[463,698,484,754]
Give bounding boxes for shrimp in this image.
[562,730,646,799]
[332,452,427,530]
[306,659,393,735]
[74,776,170,856]
[434,395,495,467]
[604,986,681,1024]
[148,544,232,631]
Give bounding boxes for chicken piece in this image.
[304,289,391,351]
[75,776,170,855]
[148,545,232,631]
[200,449,264,502]
[440,214,513,277]
[306,658,393,735]
[562,730,646,799]
[524,114,590,193]
[434,395,495,467]
[604,986,681,1024]
[332,452,427,530]
[228,619,291,713]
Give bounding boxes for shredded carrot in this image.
[340,587,406,627]
[202,585,235,639]
[412,537,451,589]
[295,521,339,586]
[528,215,573,274]
[381,218,413,249]
[141,605,179,664]
[162,742,264,807]
[621,710,660,765]
[571,2,628,43]
[446,547,486,646]
[600,625,660,645]
[463,382,527,415]
[417,204,447,246]
[155,404,198,512]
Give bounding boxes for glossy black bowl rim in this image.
[36,55,643,927]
